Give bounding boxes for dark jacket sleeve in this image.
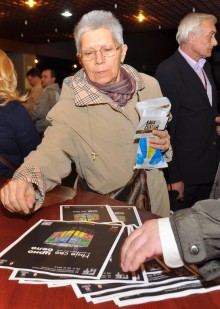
[170,199,220,281]
[9,103,41,157]
[155,59,182,183]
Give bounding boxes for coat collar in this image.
[64,64,145,116]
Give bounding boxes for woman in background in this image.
[0,49,41,177]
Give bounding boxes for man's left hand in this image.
[215,116,220,136]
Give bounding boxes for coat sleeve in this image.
[12,83,78,211]
[13,115,77,210]
[170,199,220,280]
[155,62,182,183]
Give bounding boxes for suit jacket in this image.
[30,83,60,133]
[155,50,219,184]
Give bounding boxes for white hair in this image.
[74,10,124,52]
[176,12,217,45]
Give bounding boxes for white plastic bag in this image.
[134,97,171,169]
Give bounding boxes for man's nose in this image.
[212,37,218,46]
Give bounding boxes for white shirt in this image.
[178,47,212,105]
[158,217,184,267]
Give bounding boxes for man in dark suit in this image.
[155,12,220,209]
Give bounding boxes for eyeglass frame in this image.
[78,44,122,61]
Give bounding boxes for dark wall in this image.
[124,30,178,75]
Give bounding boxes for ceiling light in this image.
[25,0,37,8]
[61,11,72,17]
[138,12,145,22]
[134,10,158,23]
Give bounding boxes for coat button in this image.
[190,245,199,255]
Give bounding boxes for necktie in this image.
[202,70,207,91]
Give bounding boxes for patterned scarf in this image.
[88,67,136,107]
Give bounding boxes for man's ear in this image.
[188,32,195,44]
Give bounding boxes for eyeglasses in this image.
[79,45,122,61]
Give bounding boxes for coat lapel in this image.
[174,51,213,108]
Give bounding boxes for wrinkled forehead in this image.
[80,28,116,49]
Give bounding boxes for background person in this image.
[0,10,171,216]
[24,67,43,112]
[0,50,41,177]
[29,69,60,135]
[155,13,220,210]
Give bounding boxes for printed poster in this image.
[0,219,124,279]
[60,205,117,222]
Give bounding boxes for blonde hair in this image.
[0,49,27,106]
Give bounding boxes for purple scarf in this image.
[89,67,136,107]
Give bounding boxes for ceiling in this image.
[1,0,220,45]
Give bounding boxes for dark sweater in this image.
[0,100,41,177]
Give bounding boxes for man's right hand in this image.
[168,181,184,201]
[0,179,35,214]
[120,219,162,272]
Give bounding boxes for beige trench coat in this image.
[22,67,170,216]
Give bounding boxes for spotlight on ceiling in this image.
[25,0,37,8]
[138,12,145,22]
[61,10,72,17]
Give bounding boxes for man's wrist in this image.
[158,217,184,268]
